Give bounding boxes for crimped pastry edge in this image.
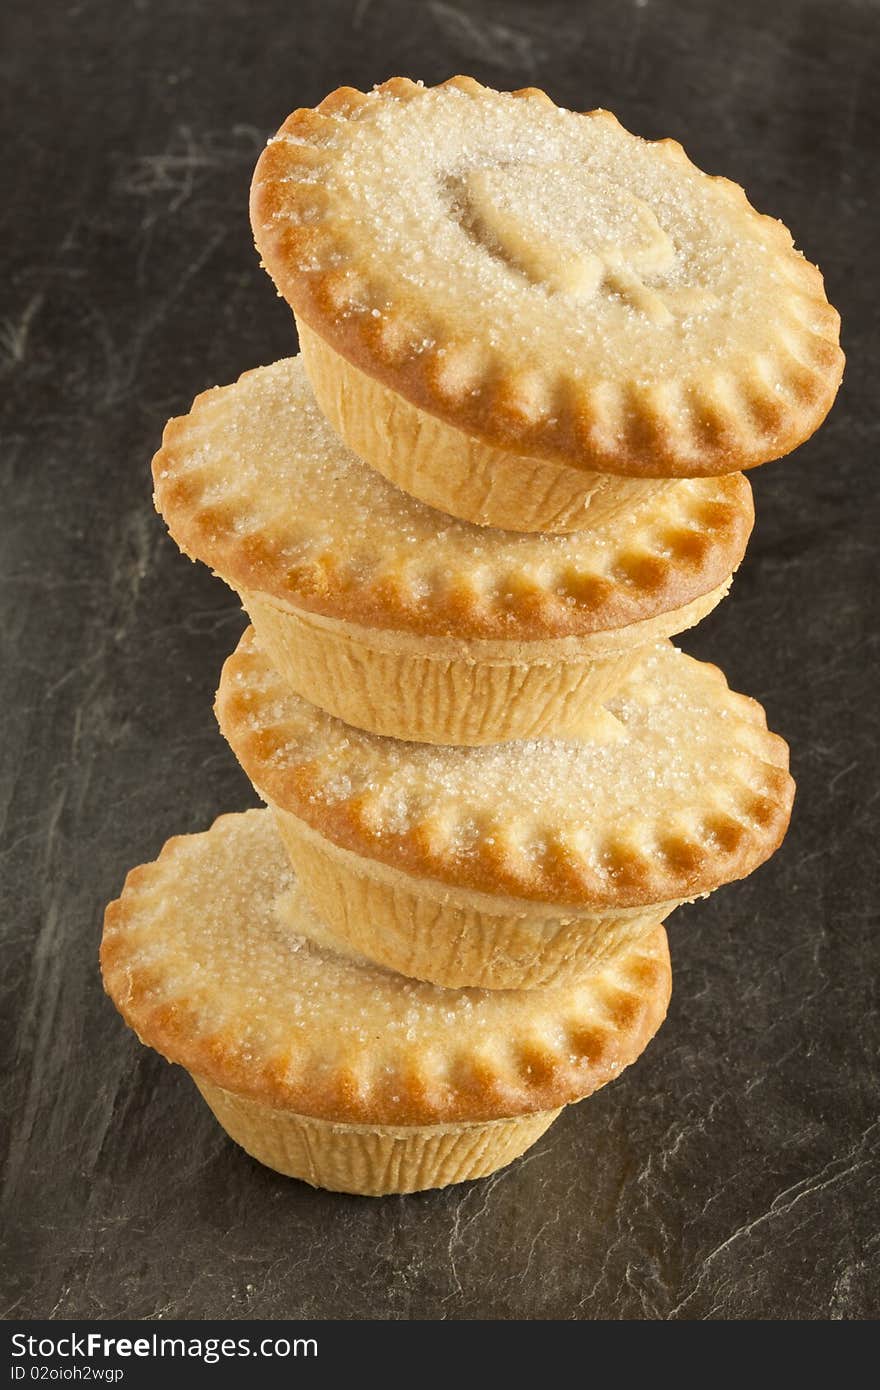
[251,76,844,478]
[100,810,671,1125]
[241,580,732,663]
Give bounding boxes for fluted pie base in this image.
[195,1077,561,1195]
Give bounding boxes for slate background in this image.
[2,0,877,1321]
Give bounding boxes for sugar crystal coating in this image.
[252,80,841,481]
[275,88,802,375]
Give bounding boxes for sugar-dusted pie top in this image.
[101,810,670,1124]
[251,77,843,478]
[153,357,752,641]
[217,631,793,909]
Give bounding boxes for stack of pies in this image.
[102,78,841,1196]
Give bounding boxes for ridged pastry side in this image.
[299,318,669,532]
[272,807,680,989]
[195,1079,561,1194]
[240,585,727,745]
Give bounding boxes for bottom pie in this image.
[100,810,671,1195]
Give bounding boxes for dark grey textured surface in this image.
[2,0,877,1321]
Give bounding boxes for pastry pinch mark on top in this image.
[457,161,716,326]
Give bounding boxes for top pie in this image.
[251,77,843,479]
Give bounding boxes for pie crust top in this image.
[153,357,753,641]
[251,77,843,478]
[101,810,671,1125]
[217,631,794,909]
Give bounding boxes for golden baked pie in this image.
[251,77,843,530]
[154,357,752,745]
[216,632,794,989]
[101,810,671,1195]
